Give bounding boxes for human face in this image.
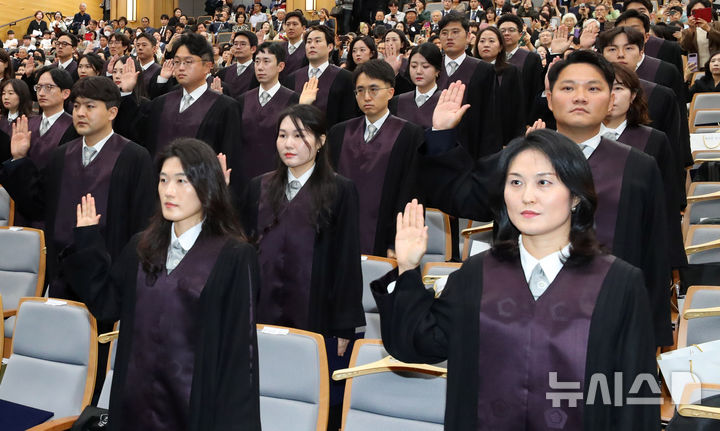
[547,63,613,133]
[431,11,442,23]
[595,5,607,20]
[355,73,394,120]
[409,52,438,89]
[384,32,402,53]
[377,42,385,56]
[0,61,5,76]
[710,54,720,76]
[141,17,150,28]
[375,11,385,21]
[416,0,425,11]
[305,30,332,64]
[617,17,647,36]
[476,29,502,61]
[285,17,304,42]
[352,40,373,65]
[78,57,97,77]
[539,30,553,45]
[72,96,117,138]
[607,80,634,120]
[504,149,575,246]
[232,35,254,61]
[172,45,212,90]
[36,72,68,111]
[440,22,468,57]
[159,157,204,233]
[625,1,650,17]
[55,35,75,60]
[470,0,479,8]
[36,12,43,20]
[79,3,87,13]
[111,61,126,87]
[276,116,322,176]
[135,38,154,61]
[442,0,452,10]
[55,13,63,21]
[108,36,125,56]
[563,16,576,28]
[179,15,188,25]
[498,22,521,48]
[255,50,283,84]
[175,9,182,17]
[601,33,642,69]
[1,85,20,113]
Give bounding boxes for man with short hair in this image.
[274,9,287,32]
[54,33,80,81]
[285,25,357,127]
[72,3,92,31]
[593,4,609,29]
[216,31,260,99]
[134,33,161,94]
[405,10,422,40]
[623,0,683,74]
[3,30,18,50]
[20,35,36,52]
[441,0,454,16]
[250,4,268,30]
[466,0,486,22]
[158,14,170,37]
[281,11,309,78]
[140,16,156,34]
[384,0,406,27]
[210,10,233,33]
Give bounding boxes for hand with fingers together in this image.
[526,119,547,135]
[299,77,319,105]
[550,25,573,55]
[118,58,140,93]
[217,153,231,185]
[76,193,102,227]
[395,199,428,275]
[210,76,224,94]
[431,81,471,130]
[383,43,403,75]
[160,59,175,80]
[10,115,32,160]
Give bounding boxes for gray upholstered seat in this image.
[422,209,450,266]
[686,183,720,227]
[360,256,397,339]
[0,298,97,420]
[257,325,328,431]
[680,286,720,346]
[0,187,11,226]
[343,341,446,430]
[693,110,720,128]
[97,324,119,409]
[426,2,443,11]
[687,226,720,264]
[692,93,720,111]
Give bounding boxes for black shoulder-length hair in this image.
[137,138,245,283]
[0,79,33,118]
[346,36,378,72]
[490,129,602,266]
[265,104,337,232]
[474,26,509,73]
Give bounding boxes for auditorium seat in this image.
[0,187,12,226]
[96,324,119,409]
[423,208,452,266]
[460,220,493,260]
[257,324,329,431]
[683,182,720,237]
[426,2,444,11]
[690,109,720,133]
[216,31,233,44]
[689,92,720,116]
[421,262,461,297]
[677,285,720,347]
[360,255,397,339]
[670,383,720,428]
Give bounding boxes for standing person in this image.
[216,31,260,100]
[26,11,48,37]
[134,33,161,95]
[72,3,92,32]
[64,138,261,431]
[389,42,442,129]
[240,104,364,430]
[281,11,310,78]
[0,79,33,161]
[54,33,80,82]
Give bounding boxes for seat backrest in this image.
[0,187,12,226]
[693,110,720,127]
[686,183,720,225]
[692,92,720,111]
[0,298,97,419]
[423,208,451,266]
[0,294,4,358]
[342,340,446,430]
[360,256,397,339]
[686,226,720,264]
[97,322,119,409]
[461,220,493,260]
[257,325,329,431]
[426,2,443,11]
[216,31,233,44]
[677,286,720,347]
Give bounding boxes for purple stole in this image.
[54,134,127,249]
[255,174,317,329]
[223,63,255,99]
[437,55,482,90]
[636,56,661,84]
[292,65,341,112]
[394,91,440,129]
[587,138,631,252]
[617,125,652,153]
[398,57,408,76]
[62,59,78,77]
[0,115,13,136]
[158,89,220,156]
[283,41,306,76]
[141,62,161,93]
[124,235,227,431]
[477,253,612,429]
[644,36,662,58]
[240,86,296,179]
[507,47,529,72]
[27,113,74,169]
[337,115,405,253]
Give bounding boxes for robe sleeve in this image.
[0,155,50,221]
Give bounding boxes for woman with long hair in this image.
[383,28,414,94]
[0,49,14,84]
[345,35,378,71]
[65,138,261,431]
[389,42,442,129]
[689,50,720,97]
[475,26,525,144]
[77,53,104,78]
[0,79,33,132]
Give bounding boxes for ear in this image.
[108,105,119,121]
[607,91,615,115]
[545,90,554,113]
[61,88,71,101]
[319,133,327,148]
[277,61,285,72]
[572,195,581,208]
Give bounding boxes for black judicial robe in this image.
[494,63,526,145]
[389,90,441,129]
[240,173,365,338]
[285,65,358,127]
[140,62,161,96]
[436,55,499,158]
[59,59,80,82]
[280,41,309,80]
[639,79,687,176]
[644,35,684,77]
[216,62,260,100]
[328,115,423,256]
[0,134,155,297]
[63,227,261,431]
[507,48,543,125]
[371,252,659,430]
[27,113,79,169]
[417,130,673,346]
[0,127,9,163]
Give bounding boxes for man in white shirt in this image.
[249,4,268,30]
[384,0,406,27]
[54,33,80,81]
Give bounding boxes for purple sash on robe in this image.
[437,55,481,90]
[223,63,255,99]
[62,59,78,77]
[255,174,317,329]
[507,47,529,72]
[395,91,440,129]
[141,62,161,93]
[643,36,661,58]
[27,113,73,169]
[636,56,661,83]
[477,253,612,430]
[158,89,220,156]
[292,65,341,112]
[617,125,652,152]
[124,235,226,431]
[337,115,405,253]
[587,138,631,251]
[283,41,306,76]
[240,87,296,179]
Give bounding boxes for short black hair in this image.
[353,58,396,87]
[497,13,524,31]
[687,0,716,19]
[171,31,214,62]
[22,35,32,41]
[285,10,308,27]
[388,0,400,6]
[58,32,78,47]
[256,41,286,63]
[161,14,170,20]
[78,52,105,74]
[135,32,157,46]
[616,8,651,32]
[234,30,258,47]
[35,65,74,90]
[622,0,653,12]
[409,42,443,72]
[304,25,335,45]
[596,25,645,51]
[109,32,131,48]
[439,11,469,32]
[70,75,122,108]
[548,50,614,91]
[373,25,388,39]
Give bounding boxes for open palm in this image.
[395,199,428,275]
[431,81,470,131]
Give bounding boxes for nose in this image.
[521,184,536,204]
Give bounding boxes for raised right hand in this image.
[160,59,175,79]
[395,199,428,275]
[431,81,470,130]
[118,58,139,92]
[24,59,35,77]
[76,193,102,227]
[299,77,319,104]
[550,25,572,54]
[10,115,31,159]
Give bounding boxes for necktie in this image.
[82,146,97,167]
[601,130,618,141]
[260,91,271,106]
[447,61,459,76]
[415,93,430,107]
[309,67,320,78]
[288,44,297,54]
[365,124,378,142]
[166,240,186,274]
[237,64,247,76]
[179,93,193,113]
[286,180,302,201]
[506,51,514,60]
[578,143,593,159]
[39,117,50,136]
[471,11,476,20]
[528,263,550,300]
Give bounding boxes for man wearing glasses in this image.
[216,31,260,100]
[54,33,80,81]
[327,59,423,257]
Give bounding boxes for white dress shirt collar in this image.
[181,82,208,109]
[259,80,282,101]
[237,58,253,70]
[140,59,156,70]
[42,110,66,129]
[600,120,627,140]
[577,130,603,158]
[288,163,315,188]
[7,111,18,122]
[308,61,330,79]
[635,53,645,71]
[416,84,437,99]
[82,130,114,160]
[59,57,74,70]
[518,234,570,285]
[445,52,466,68]
[365,109,391,135]
[289,39,303,51]
[170,219,204,252]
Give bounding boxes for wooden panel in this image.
[286,0,336,22]
[0,1,102,41]
[111,0,178,28]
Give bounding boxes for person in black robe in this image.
[63,138,261,431]
[382,29,415,95]
[0,78,34,161]
[280,11,310,80]
[637,79,684,178]
[134,33,162,97]
[240,105,364,430]
[0,77,154,299]
[623,0,684,74]
[284,25,358,128]
[215,31,260,100]
[116,32,241,161]
[435,11,499,158]
[53,33,80,82]
[372,129,659,430]
[327,60,424,257]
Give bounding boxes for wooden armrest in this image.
[332,355,447,381]
[678,405,720,420]
[460,222,493,238]
[685,238,720,255]
[683,307,720,319]
[27,416,79,431]
[98,330,119,344]
[422,275,445,285]
[695,158,720,163]
[3,309,16,319]
[687,190,720,204]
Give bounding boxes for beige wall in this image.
[110,0,177,28]
[0,1,102,41]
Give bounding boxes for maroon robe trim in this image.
[437,55,482,90]
[643,36,661,58]
[222,63,255,99]
[636,56,661,83]
[157,88,221,156]
[27,112,74,169]
[283,41,307,76]
[394,91,440,129]
[618,124,652,152]
[291,64,341,112]
[507,47,529,72]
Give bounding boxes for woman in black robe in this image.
[372,128,660,430]
[63,138,261,431]
[389,42,442,130]
[0,79,33,160]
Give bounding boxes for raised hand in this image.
[217,152,231,185]
[10,115,31,159]
[383,43,402,75]
[550,25,572,55]
[24,58,35,77]
[118,58,139,92]
[431,81,471,130]
[395,199,428,275]
[526,118,547,135]
[299,77,319,105]
[210,76,224,94]
[76,193,102,227]
[107,55,119,76]
[160,59,175,79]
[579,26,598,49]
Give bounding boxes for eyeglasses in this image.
[55,41,73,47]
[353,86,391,97]
[109,40,124,45]
[172,57,206,67]
[34,84,58,93]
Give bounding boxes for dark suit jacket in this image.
[284,65,359,127]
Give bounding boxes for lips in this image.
[570,107,588,114]
[164,202,178,208]
[521,210,539,217]
[284,153,295,158]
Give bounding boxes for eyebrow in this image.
[159,172,188,177]
[557,79,604,85]
[507,172,557,177]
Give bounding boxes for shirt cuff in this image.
[387,281,397,293]
[157,76,169,84]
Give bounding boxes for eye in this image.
[538,179,552,186]
[508,179,522,186]
[159,177,167,183]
